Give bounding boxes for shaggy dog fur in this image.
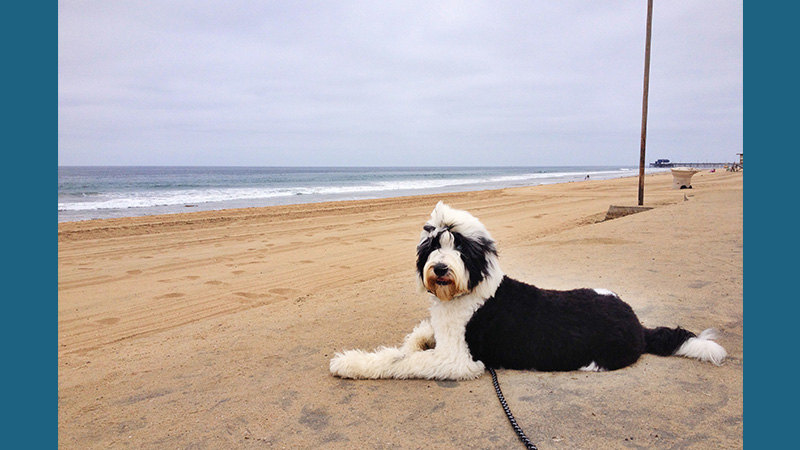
[330,202,726,380]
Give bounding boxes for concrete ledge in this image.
[605,205,654,220]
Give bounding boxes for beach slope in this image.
[58,171,743,449]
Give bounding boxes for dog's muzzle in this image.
[425,262,465,301]
[432,263,455,287]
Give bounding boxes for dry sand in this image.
[58,171,743,449]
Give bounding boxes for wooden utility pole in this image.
[638,0,653,206]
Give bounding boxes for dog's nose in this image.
[433,263,449,277]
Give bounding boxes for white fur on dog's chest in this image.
[428,292,487,353]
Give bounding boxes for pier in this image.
[649,156,742,170]
[649,161,730,168]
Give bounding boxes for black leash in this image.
[488,367,538,450]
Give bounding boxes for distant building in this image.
[650,158,672,168]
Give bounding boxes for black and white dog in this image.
[330,202,726,380]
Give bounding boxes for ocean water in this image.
[58,166,662,222]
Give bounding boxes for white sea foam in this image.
[58,171,616,212]
[58,166,658,221]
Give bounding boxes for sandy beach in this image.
[58,171,743,449]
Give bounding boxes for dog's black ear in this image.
[456,234,497,289]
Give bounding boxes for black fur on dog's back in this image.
[464,276,694,371]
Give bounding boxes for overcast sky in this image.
[58,1,742,167]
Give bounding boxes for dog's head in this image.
[416,202,503,301]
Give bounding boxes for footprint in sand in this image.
[269,288,300,298]
[96,317,120,325]
[233,292,264,299]
[232,292,269,304]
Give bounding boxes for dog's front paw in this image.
[329,347,404,379]
[329,350,362,379]
[401,320,436,352]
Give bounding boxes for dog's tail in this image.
[644,327,727,365]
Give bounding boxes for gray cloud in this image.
[58,1,743,166]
